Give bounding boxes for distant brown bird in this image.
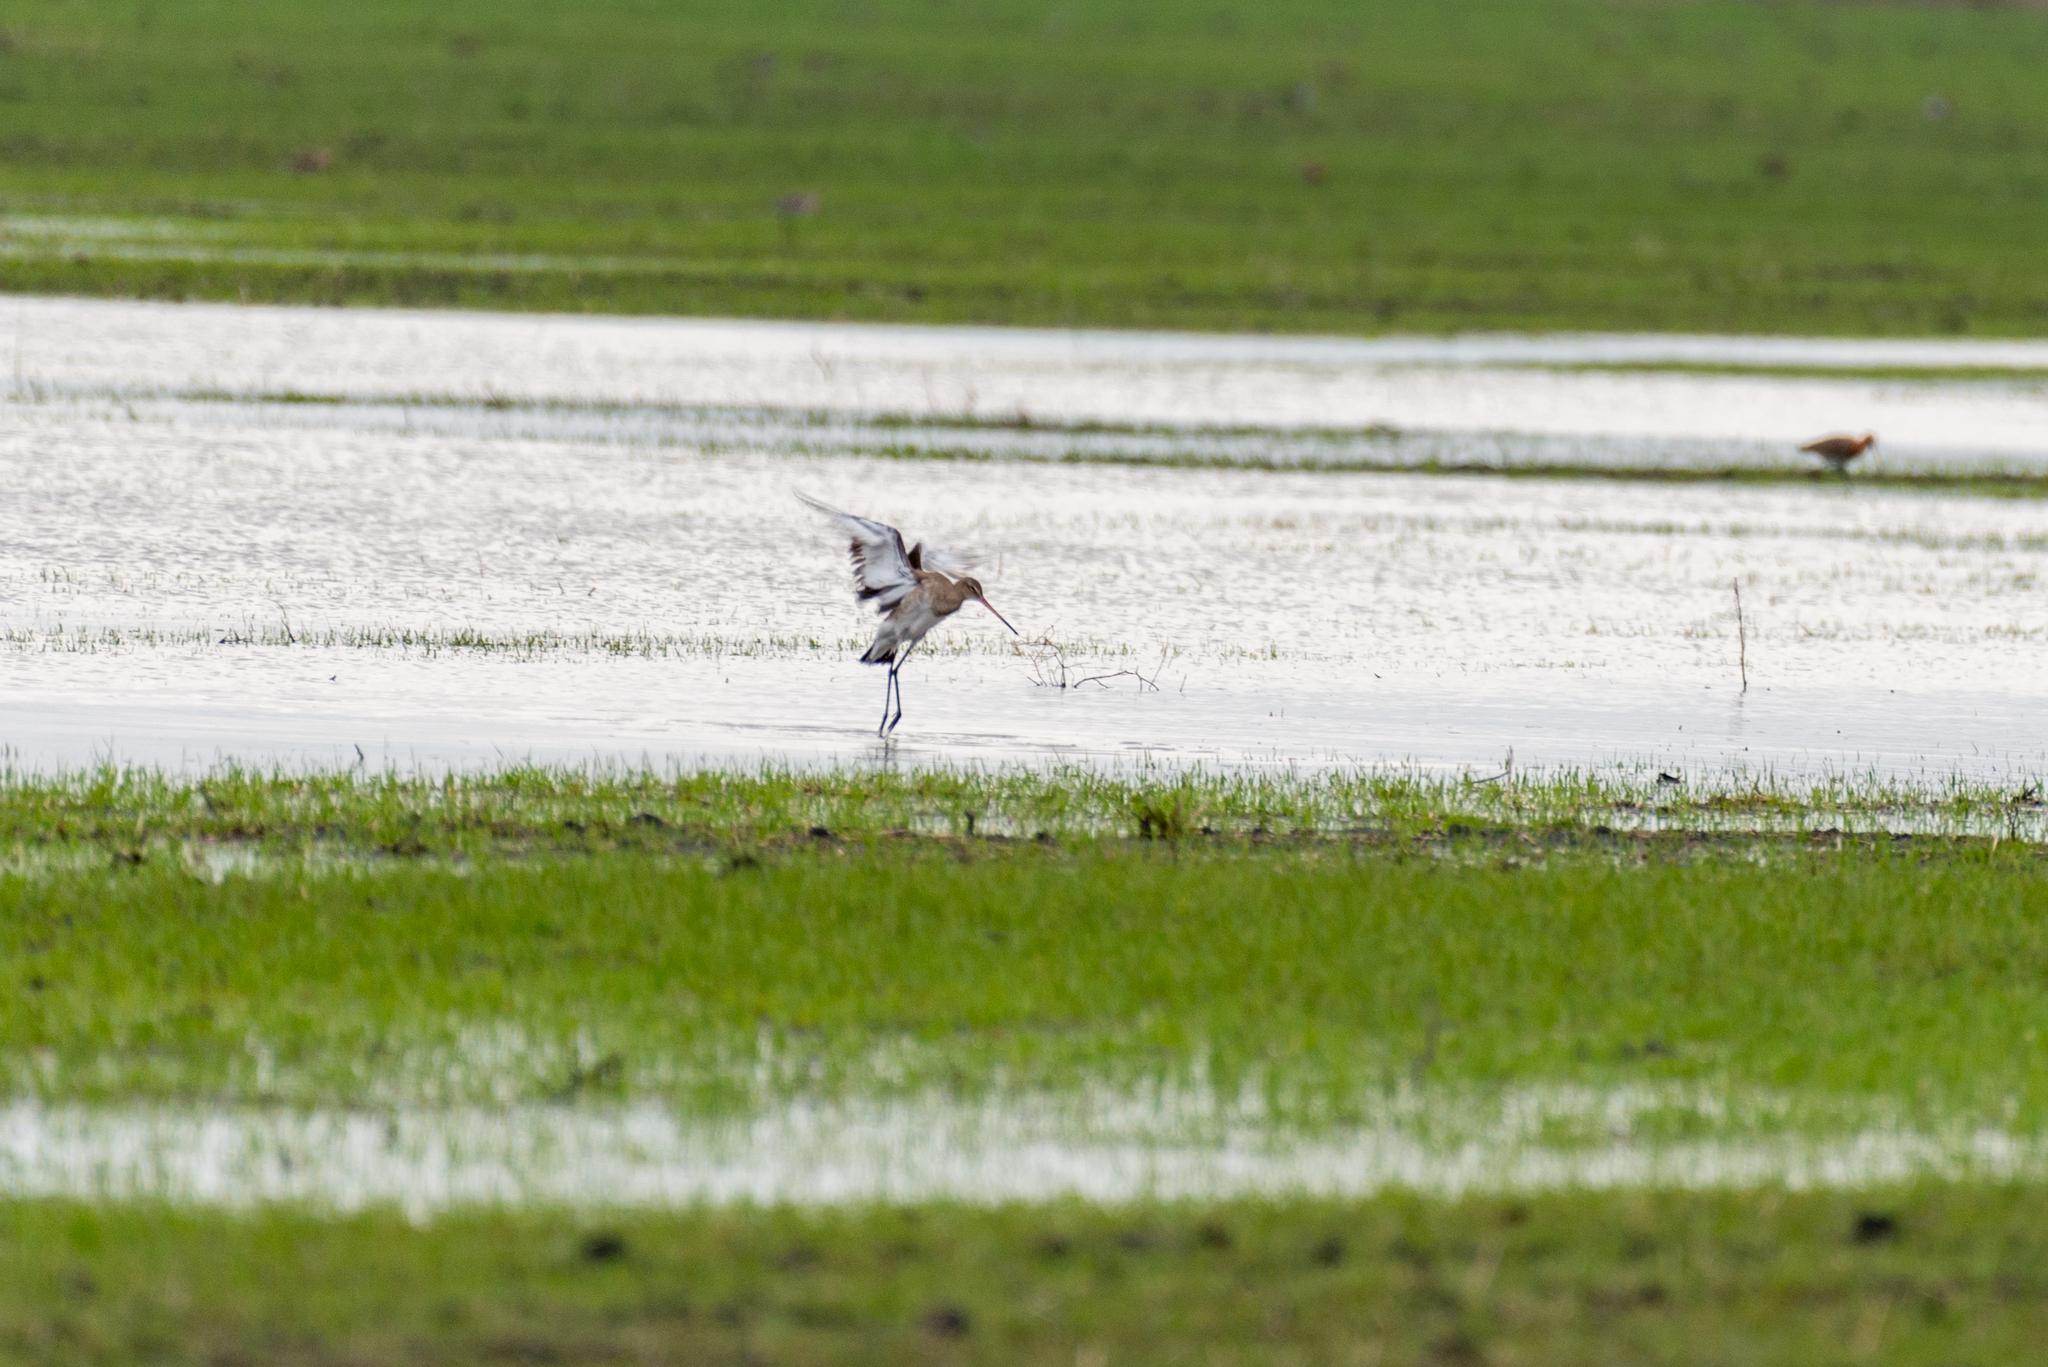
[799,493,1018,737]
[1800,432,1876,473]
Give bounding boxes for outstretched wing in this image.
[920,546,980,576]
[797,492,920,613]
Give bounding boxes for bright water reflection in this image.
[1,1086,2039,1215]
[0,300,2044,777]
[12,295,2048,463]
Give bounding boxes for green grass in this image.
[3,761,2039,854]
[6,768,2048,1358]
[3,766,2045,1117]
[3,0,2048,333]
[5,1186,2047,1365]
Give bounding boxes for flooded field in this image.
[0,298,2044,777]
[2,299,2046,1214]
[12,295,2048,469]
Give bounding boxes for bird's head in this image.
[956,577,1019,635]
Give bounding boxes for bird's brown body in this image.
[1799,432,1876,472]
[798,493,1016,735]
[860,570,992,666]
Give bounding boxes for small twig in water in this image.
[1733,577,1748,694]
[1471,747,1514,785]
[1074,653,1167,693]
[1020,638,1167,692]
[1015,633,1073,688]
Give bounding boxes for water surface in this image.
[3,1086,2035,1215]
[1,299,2043,778]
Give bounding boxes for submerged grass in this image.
[868,444,2048,496]
[3,1185,2047,1364]
[3,0,2048,334]
[25,381,2048,494]
[0,624,866,659]
[1530,361,2048,384]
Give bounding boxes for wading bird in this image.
[798,493,1017,736]
[1799,432,1876,474]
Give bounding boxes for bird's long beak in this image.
[977,595,1019,635]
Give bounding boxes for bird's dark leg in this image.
[884,664,904,735]
[877,664,897,737]
[883,643,917,736]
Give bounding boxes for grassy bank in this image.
[5,1186,2046,1365]
[1,0,2047,333]
[3,763,2038,850]
[5,768,2047,1356]
[2,767,2045,1117]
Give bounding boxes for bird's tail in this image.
[860,640,897,665]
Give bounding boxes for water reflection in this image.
[0,301,2043,777]
[1,1085,2038,1214]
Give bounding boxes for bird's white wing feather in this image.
[921,547,980,576]
[797,493,919,612]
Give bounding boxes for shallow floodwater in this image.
[2,1086,2037,1215]
[11,295,2048,467]
[2,300,2046,777]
